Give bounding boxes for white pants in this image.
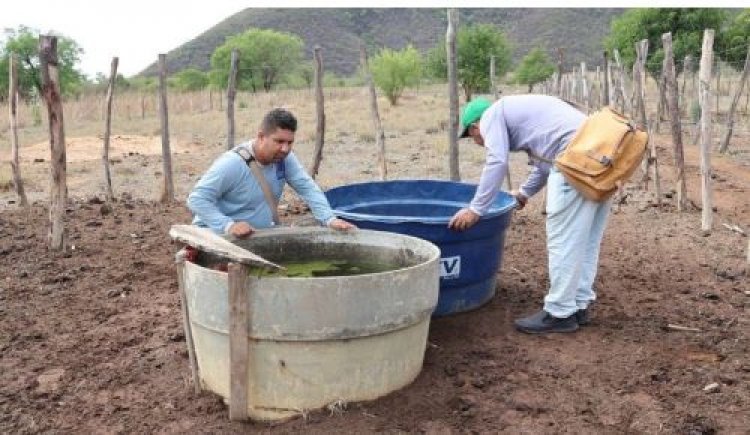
[543,168,612,317]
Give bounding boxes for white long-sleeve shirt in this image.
[469,95,586,216]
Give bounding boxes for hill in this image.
[139,8,625,77]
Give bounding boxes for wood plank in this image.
[228,263,250,421]
[169,225,282,270]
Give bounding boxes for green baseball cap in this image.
[459,97,492,139]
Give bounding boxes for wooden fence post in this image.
[603,51,610,107]
[698,29,715,233]
[490,55,497,98]
[447,8,460,181]
[613,49,629,114]
[8,53,28,207]
[633,40,651,188]
[360,44,387,180]
[39,35,67,251]
[580,62,589,110]
[718,45,750,154]
[681,55,692,112]
[102,57,118,202]
[662,32,688,212]
[556,48,564,96]
[226,49,238,150]
[309,46,325,180]
[158,54,175,203]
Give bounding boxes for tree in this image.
[605,8,726,77]
[173,68,208,91]
[370,45,422,105]
[209,28,303,92]
[514,47,555,92]
[719,9,750,69]
[0,26,85,99]
[424,24,511,100]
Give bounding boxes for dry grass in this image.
[2,76,750,206]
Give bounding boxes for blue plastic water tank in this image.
[325,179,516,316]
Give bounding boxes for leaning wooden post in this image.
[226,49,238,150]
[158,54,175,203]
[228,263,250,421]
[102,57,118,202]
[446,8,460,181]
[360,44,387,180]
[8,53,28,207]
[309,46,325,180]
[39,35,67,251]
[175,250,201,394]
[698,29,715,234]
[718,45,750,154]
[662,32,688,212]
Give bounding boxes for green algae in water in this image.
[248,259,397,278]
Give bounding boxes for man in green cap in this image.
[448,95,611,334]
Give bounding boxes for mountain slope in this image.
[139,8,624,77]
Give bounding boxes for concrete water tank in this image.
[181,227,440,421]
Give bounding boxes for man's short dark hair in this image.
[261,108,297,134]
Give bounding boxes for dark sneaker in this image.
[514,310,579,334]
[575,308,590,326]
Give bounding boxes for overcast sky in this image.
[0,0,250,78]
[1,1,728,79]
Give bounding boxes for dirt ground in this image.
[1,125,749,434]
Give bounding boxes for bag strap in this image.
[233,145,280,225]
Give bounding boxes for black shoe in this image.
[575,308,590,326]
[514,310,579,334]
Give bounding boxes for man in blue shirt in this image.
[449,95,611,334]
[187,108,355,237]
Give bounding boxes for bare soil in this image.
[1,131,748,434]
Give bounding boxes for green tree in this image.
[209,28,304,92]
[605,8,726,77]
[719,9,750,69]
[424,24,512,100]
[370,45,422,105]
[0,26,85,99]
[514,47,555,92]
[173,68,208,91]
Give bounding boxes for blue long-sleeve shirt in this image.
[187,141,335,233]
[469,95,586,216]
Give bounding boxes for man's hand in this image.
[228,222,255,238]
[448,208,480,231]
[328,218,357,232]
[512,191,528,210]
